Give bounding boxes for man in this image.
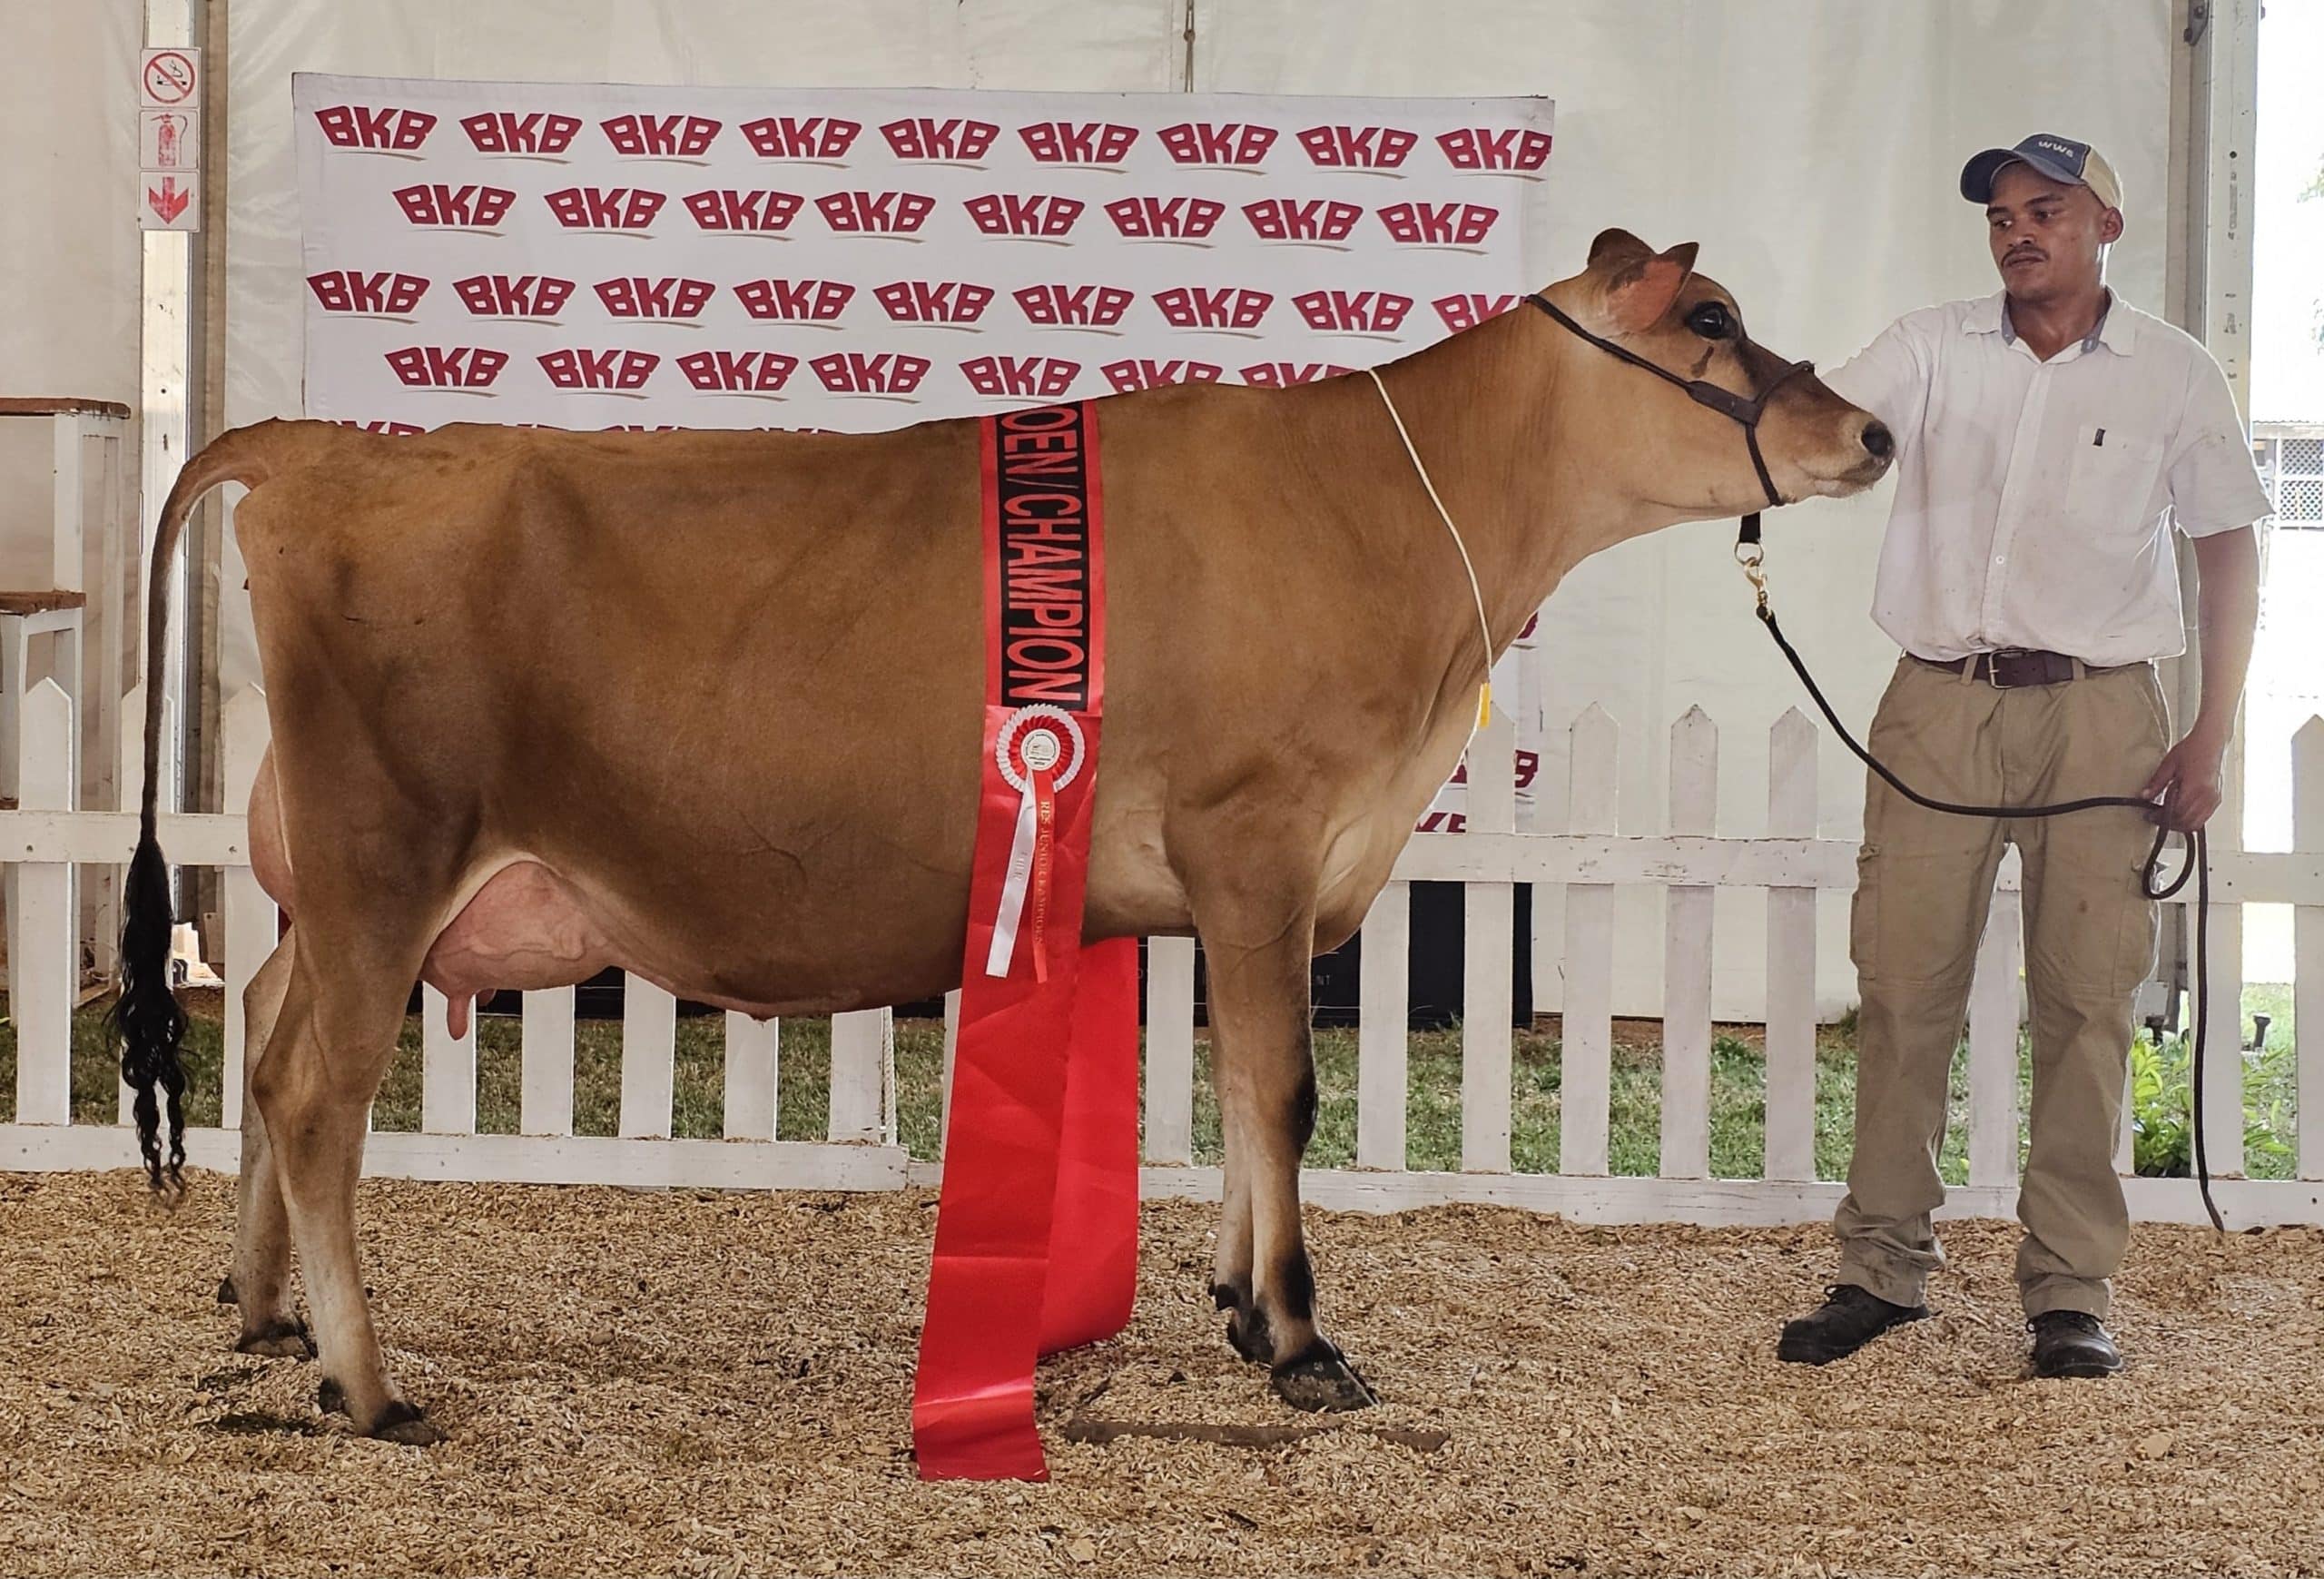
[1779,134,2270,1377]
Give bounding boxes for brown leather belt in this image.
[1914,648,2131,688]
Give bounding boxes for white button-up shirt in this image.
[1825,291,2270,666]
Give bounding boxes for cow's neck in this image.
[1361,307,1672,666]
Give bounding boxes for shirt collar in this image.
[1965,290,2137,356]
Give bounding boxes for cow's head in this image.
[1540,229,1891,518]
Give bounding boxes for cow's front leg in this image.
[1196,889,1377,1411]
[226,931,313,1359]
[1210,1161,1265,1364]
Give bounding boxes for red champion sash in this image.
[911,401,1142,1481]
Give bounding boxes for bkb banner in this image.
[292,74,1553,822]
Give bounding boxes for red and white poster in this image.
[292,74,1553,817]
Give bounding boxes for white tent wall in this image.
[1202,0,2174,1020]
[0,0,143,581]
[213,0,2175,1022]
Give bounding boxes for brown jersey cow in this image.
[116,230,1890,1442]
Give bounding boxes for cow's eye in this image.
[1687,303,1734,340]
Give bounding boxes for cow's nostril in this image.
[1861,420,1894,460]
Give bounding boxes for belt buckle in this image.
[1985,647,2032,689]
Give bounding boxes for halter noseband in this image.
[1525,291,1814,549]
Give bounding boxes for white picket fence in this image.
[5,676,2323,1227]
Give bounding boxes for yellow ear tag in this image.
[1476,683,1492,730]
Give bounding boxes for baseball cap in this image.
[1959,133,2124,213]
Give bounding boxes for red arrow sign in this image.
[146,176,192,224]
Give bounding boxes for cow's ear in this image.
[1601,242,1698,333]
[1588,227,1654,268]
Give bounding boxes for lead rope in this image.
[1741,565,2221,1233]
[1367,367,1497,732]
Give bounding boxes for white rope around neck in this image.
[1365,366,1497,732]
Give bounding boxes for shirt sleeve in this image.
[1822,316,1931,450]
[2167,352,2272,538]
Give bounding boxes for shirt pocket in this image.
[2065,422,2166,538]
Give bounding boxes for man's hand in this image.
[2142,728,2229,832]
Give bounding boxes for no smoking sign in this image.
[140,47,200,107]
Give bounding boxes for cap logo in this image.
[2024,133,2089,175]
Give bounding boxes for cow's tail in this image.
[113,423,285,1198]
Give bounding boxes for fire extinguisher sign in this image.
[138,46,202,231]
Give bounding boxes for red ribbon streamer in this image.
[912,403,1139,1481]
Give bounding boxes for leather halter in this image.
[1525,291,1814,549]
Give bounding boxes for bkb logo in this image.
[1104,196,1225,241]
[595,277,715,320]
[1242,198,1364,243]
[461,112,584,155]
[393,184,517,230]
[384,346,507,390]
[314,105,437,153]
[1240,362,1354,388]
[601,114,722,158]
[1443,751,1541,793]
[1292,290,1414,334]
[1437,127,1554,173]
[960,356,1080,400]
[816,191,937,234]
[739,115,862,160]
[1014,284,1135,328]
[453,274,577,320]
[332,419,426,436]
[1019,122,1138,164]
[675,350,798,394]
[1297,124,1418,170]
[1157,122,1277,166]
[873,281,994,325]
[537,349,660,391]
[1099,359,1222,394]
[1433,292,1520,332]
[733,278,854,322]
[544,186,667,231]
[810,352,931,396]
[682,189,804,233]
[306,271,428,317]
[963,193,1084,239]
[1378,202,1501,246]
[881,118,1000,161]
[1153,287,1273,332]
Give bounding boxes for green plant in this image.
[2127,1029,2194,1177]
[2127,1025,2299,1178]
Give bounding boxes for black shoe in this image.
[2029,1311,2122,1378]
[1777,1284,1931,1365]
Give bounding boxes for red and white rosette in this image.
[984,704,1087,983]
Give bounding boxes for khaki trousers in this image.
[1836,655,2168,1319]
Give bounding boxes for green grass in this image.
[1,985,2300,1181]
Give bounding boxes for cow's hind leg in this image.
[252,938,441,1445]
[226,930,314,1358]
[1195,880,1377,1412]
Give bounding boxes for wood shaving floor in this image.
[3,1171,2320,1577]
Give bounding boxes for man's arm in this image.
[2140,526,2260,832]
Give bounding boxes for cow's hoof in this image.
[234,1317,316,1360]
[1271,1339,1379,1413]
[216,1275,238,1306]
[369,1400,445,1447]
[1224,1305,1274,1367]
[320,1381,442,1445]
